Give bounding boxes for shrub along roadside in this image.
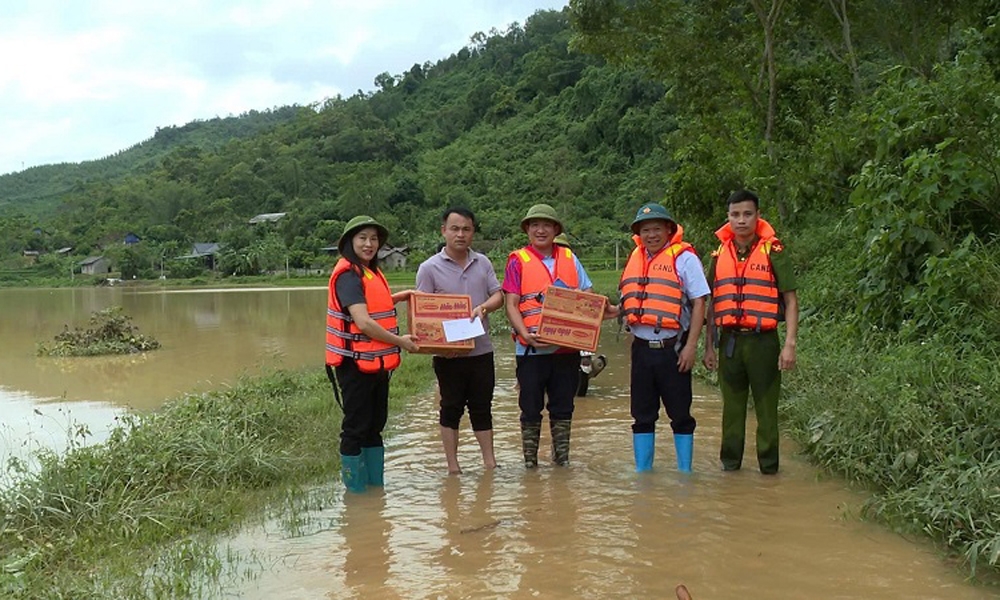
[782,328,1000,578]
[780,220,1000,580]
[0,356,434,599]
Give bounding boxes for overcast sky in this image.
[0,0,568,176]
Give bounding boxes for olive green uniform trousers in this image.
[718,329,781,474]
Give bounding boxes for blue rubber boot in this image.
[674,434,693,473]
[362,446,385,487]
[340,453,367,493]
[633,433,655,472]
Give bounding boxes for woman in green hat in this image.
[325,215,419,493]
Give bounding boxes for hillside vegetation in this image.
[1,1,998,578]
[0,107,303,218]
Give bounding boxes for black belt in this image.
[633,336,678,349]
[722,327,760,334]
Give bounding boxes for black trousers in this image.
[336,359,390,456]
[433,352,496,431]
[516,352,581,423]
[629,339,696,435]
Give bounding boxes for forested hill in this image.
[0,9,680,270]
[0,106,304,217]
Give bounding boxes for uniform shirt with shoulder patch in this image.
[708,238,797,293]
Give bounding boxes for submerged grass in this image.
[0,355,434,599]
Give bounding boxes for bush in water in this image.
[37,307,161,357]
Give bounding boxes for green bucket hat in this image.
[553,233,572,248]
[630,203,675,234]
[520,203,563,233]
[338,215,389,254]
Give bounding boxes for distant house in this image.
[249,212,287,224]
[80,256,111,275]
[320,246,339,256]
[124,232,142,245]
[377,246,409,270]
[55,247,73,255]
[176,243,222,270]
[22,250,40,264]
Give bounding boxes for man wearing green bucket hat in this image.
[619,202,710,474]
[503,203,618,468]
[325,215,419,493]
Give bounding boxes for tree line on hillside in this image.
[0,108,303,220]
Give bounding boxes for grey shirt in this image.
[334,269,366,309]
[415,248,502,356]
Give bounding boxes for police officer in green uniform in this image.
[703,190,798,474]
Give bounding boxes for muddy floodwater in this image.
[0,286,326,469]
[0,287,993,599]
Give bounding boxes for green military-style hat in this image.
[630,203,675,234]
[553,233,572,248]
[338,215,389,254]
[520,203,563,233]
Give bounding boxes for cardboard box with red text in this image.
[535,286,606,352]
[408,292,475,354]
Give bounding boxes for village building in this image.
[79,256,111,275]
[176,243,222,270]
[248,212,287,224]
[377,246,409,270]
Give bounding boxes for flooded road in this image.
[1,287,992,598]
[224,342,991,599]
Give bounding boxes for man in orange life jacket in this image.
[502,203,618,468]
[326,215,419,493]
[620,203,710,473]
[703,190,799,474]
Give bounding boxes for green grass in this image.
[777,221,1000,582]
[0,355,434,599]
[781,328,1000,581]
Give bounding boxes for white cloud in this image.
[0,0,568,176]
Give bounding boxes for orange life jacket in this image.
[326,258,401,373]
[619,227,695,333]
[711,219,782,331]
[510,245,580,346]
